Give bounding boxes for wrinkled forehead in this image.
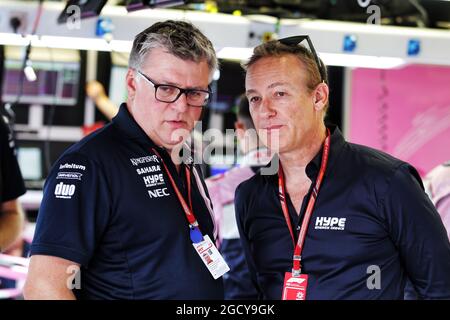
[245,55,309,90]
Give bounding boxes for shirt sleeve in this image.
[381,164,450,299]
[235,183,263,299]
[0,118,26,203]
[435,195,450,240]
[30,152,111,266]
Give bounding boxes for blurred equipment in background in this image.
[420,0,450,29]
[2,47,80,107]
[280,0,429,26]
[126,0,185,11]
[23,0,450,29]
[213,0,449,28]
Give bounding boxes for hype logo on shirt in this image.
[314,216,347,231]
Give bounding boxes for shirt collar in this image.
[112,103,157,148]
[112,103,197,167]
[260,125,346,182]
[305,125,346,180]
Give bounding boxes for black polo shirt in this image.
[1,115,26,204]
[31,104,224,299]
[235,126,450,300]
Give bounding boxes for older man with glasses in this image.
[24,20,226,300]
[235,36,450,300]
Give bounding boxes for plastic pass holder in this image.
[282,271,309,300]
[192,235,230,279]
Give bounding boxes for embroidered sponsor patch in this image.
[136,165,161,175]
[143,173,165,188]
[56,172,83,180]
[130,155,159,166]
[59,163,86,171]
[54,182,76,199]
[314,217,347,231]
[147,188,170,198]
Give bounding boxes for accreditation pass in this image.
[193,235,230,279]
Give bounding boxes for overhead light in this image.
[38,36,133,52]
[216,47,253,61]
[320,52,406,69]
[0,33,30,46]
[0,33,132,53]
[217,47,406,69]
[108,40,133,53]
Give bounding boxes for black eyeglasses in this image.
[278,35,326,84]
[137,70,211,107]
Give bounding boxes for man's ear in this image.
[313,83,329,112]
[126,69,137,102]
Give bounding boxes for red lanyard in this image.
[278,129,330,276]
[152,148,200,232]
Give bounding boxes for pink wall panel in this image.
[349,65,450,175]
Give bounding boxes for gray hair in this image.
[129,20,218,81]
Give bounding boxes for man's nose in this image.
[260,97,276,117]
[171,93,189,113]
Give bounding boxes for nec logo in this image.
[148,188,170,198]
[54,182,76,199]
[315,217,346,231]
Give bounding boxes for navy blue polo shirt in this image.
[31,104,224,300]
[235,126,450,300]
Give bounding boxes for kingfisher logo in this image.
[130,155,159,166]
[54,182,76,199]
[315,216,346,231]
